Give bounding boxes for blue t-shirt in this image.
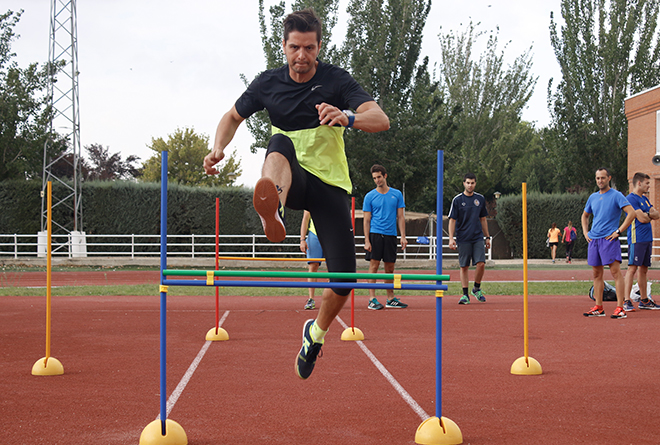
[626,192,653,243]
[448,192,488,243]
[584,188,630,239]
[363,187,405,236]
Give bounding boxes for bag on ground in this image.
[630,282,652,302]
[588,281,617,301]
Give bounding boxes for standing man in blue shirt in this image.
[581,167,636,319]
[623,172,660,311]
[363,164,408,309]
[448,173,491,304]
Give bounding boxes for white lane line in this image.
[336,316,430,421]
[157,310,230,420]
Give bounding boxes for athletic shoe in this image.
[471,288,486,302]
[304,298,315,310]
[458,295,470,305]
[253,177,286,242]
[295,319,323,380]
[368,298,384,310]
[583,305,605,317]
[386,297,408,308]
[623,300,636,312]
[611,306,627,319]
[639,299,660,310]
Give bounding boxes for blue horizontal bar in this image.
[162,279,448,291]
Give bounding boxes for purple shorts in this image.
[587,238,622,267]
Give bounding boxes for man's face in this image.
[595,170,611,190]
[463,178,476,194]
[638,178,651,194]
[283,31,321,76]
[372,171,387,188]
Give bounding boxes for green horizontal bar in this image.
[164,269,450,282]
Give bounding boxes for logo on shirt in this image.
[473,199,480,206]
[311,85,322,91]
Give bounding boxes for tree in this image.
[548,0,660,190]
[84,143,141,180]
[435,22,538,201]
[0,10,64,181]
[141,127,242,186]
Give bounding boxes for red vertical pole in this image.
[215,198,220,335]
[351,197,356,332]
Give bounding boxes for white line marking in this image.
[336,316,430,421]
[156,310,229,420]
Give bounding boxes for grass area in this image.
[0,280,604,298]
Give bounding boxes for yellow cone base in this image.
[340,327,364,341]
[510,356,543,375]
[31,357,64,376]
[415,416,463,444]
[205,327,229,341]
[139,419,187,445]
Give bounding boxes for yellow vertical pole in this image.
[45,181,52,364]
[522,183,529,362]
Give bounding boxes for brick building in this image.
[624,84,660,245]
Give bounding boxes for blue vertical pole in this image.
[159,151,168,435]
[436,150,443,419]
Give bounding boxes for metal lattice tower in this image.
[41,0,82,235]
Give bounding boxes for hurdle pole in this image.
[511,183,542,375]
[415,150,462,444]
[351,197,355,331]
[31,180,64,376]
[215,198,220,334]
[139,150,187,444]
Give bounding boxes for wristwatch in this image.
[615,229,621,235]
[342,110,355,128]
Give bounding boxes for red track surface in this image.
[2,276,660,444]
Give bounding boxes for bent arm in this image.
[203,106,245,174]
[397,207,407,249]
[581,211,591,241]
[353,101,390,133]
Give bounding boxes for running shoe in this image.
[639,299,660,310]
[471,288,486,302]
[623,300,636,312]
[368,298,384,310]
[253,177,286,242]
[458,295,470,305]
[611,306,627,319]
[386,297,408,308]
[583,305,605,317]
[295,319,323,380]
[304,298,315,310]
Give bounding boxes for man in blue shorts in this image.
[623,172,660,311]
[363,164,408,310]
[448,173,491,304]
[581,167,636,319]
[300,210,324,310]
[203,9,390,380]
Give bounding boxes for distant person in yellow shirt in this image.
[547,223,561,263]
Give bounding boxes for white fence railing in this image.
[0,233,459,261]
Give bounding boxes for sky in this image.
[7,0,562,188]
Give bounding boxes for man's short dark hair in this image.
[596,167,611,177]
[283,8,322,43]
[371,164,387,176]
[463,172,476,182]
[632,172,650,186]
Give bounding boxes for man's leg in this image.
[261,152,291,205]
[624,264,638,310]
[638,266,649,300]
[474,261,485,286]
[315,288,350,331]
[460,266,470,289]
[592,266,605,306]
[384,261,395,300]
[307,262,320,300]
[368,259,381,300]
[608,261,625,307]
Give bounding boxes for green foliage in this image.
[141,127,242,186]
[84,143,141,180]
[548,0,660,190]
[496,191,589,259]
[437,22,538,204]
[0,10,64,181]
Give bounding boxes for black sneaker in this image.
[253,177,286,242]
[295,319,323,380]
[386,297,408,308]
[368,298,384,310]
